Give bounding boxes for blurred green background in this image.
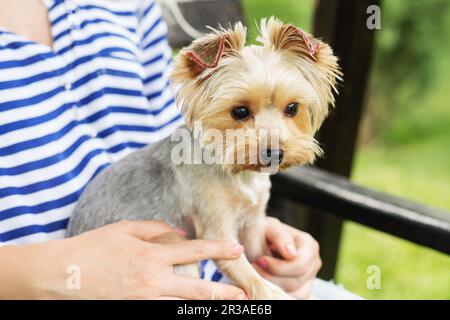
[242,0,450,299]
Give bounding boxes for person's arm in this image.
[0,221,247,299]
[252,217,322,299]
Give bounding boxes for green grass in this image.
[337,143,450,299]
[336,77,450,300]
[243,0,450,299]
[336,222,450,299]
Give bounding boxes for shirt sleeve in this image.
[136,0,184,136]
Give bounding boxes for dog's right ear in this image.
[171,22,246,82]
[257,17,341,131]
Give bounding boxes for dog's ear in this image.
[170,23,246,127]
[171,22,246,82]
[258,17,341,128]
[258,17,322,61]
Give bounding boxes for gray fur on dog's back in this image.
[66,127,195,237]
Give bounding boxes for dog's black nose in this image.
[261,149,284,166]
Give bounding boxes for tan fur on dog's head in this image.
[171,17,342,173]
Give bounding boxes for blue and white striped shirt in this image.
[0,0,184,244]
[0,0,223,283]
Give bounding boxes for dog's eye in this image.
[285,102,299,117]
[231,106,251,120]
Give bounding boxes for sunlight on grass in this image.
[336,222,450,299]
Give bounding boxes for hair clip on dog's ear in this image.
[186,35,226,69]
[171,23,246,81]
[295,27,321,59]
[258,17,325,61]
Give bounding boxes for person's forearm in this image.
[0,241,65,299]
[0,244,35,298]
[0,221,247,300]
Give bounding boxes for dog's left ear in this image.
[258,17,342,128]
[171,22,247,82]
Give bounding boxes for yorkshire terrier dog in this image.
[67,17,340,299]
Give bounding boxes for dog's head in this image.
[171,17,341,174]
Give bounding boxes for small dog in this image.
[67,17,340,299]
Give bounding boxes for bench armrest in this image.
[271,167,450,254]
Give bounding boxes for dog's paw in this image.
[250,279,292,300]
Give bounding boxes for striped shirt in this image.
[0,0,223,281]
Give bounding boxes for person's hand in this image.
[0,220,247,300]
[252,217,322,299]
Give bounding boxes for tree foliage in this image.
[372,0,450,104]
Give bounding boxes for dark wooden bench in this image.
[160,0,450,279]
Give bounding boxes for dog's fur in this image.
[66,17,341,299]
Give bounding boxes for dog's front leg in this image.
[238,177,271,262]
[239,213,270,262]
[195,215,291,300]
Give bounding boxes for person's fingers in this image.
[263,229,320,277]
[252,263,302,293]
[265,217,298,260]
[157,296,187,300]
[258,253,321,280]
[151,231,185,244]
[163,276,248,300]
[288,226,321,260]
[295,232,321,271]
[290,279,315,300]
[253,261,318,297]
[294,258,321,286]
[164,239,244,265]
[117,220,175,241]
[254,255,306,277]
[284,223,307,235]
